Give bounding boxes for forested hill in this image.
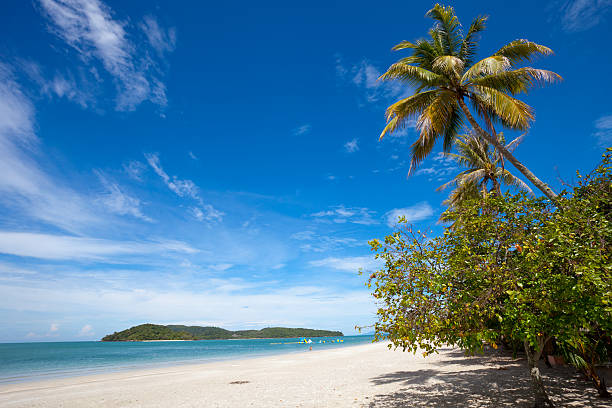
[101,324,343,341]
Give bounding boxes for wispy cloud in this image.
[593,114,612,145]
[123,160,147,181]
[96,171,152,222]
[191,205,224,222]
[385,202,434,227]
[290,230,361,253]
[78,324,94,337]
[26,323,60,339]
[555,0,612,32]
[145,153,199,198]
[336,57,410,104]
[344,138,359,153]
[0,277,374,340]
[381,120,417,143]
[0,231,197,261]
[140,15,176,56]
[145,153,223,222]
[414,152,458,180]
[311,205,378,225]
[0,64,101,233]
[20,60,94,108]
[38,0,173,110]
[292,124,311,136]
[309,256,381,272]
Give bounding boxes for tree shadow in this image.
[367,349,608,407]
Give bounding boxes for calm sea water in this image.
[0,335,374,384]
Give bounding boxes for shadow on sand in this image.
[367,348,609,407]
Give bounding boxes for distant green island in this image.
[101,324,344,341]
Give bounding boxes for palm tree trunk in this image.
[457,98,558,201]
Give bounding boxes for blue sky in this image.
[0,0,610,342]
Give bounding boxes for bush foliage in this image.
[367,150,611,402]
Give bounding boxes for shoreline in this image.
[0,342,605,407]
[0,337,367,386]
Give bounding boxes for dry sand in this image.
[0,342,608,407]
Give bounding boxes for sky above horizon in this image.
[0,0,610,342]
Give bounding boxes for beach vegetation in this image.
[102,324,343,341]
[102,324,196,341]
[366,150,612,406]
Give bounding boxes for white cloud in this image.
[191,205,224,222]
[208,263,233,272]
[0,279,375,339]
[385,202,434,227]
[0,231,197,261]
[557,0,612,32]
[309,256,381,272]
[123,160,147,181]
[337,57,410,104]
[0,64,102,233]
[78,324,94,336]
[413,152,457,179]
[344,138,359,153]
[145,153,224,222]
[96,171,152,221]
[140,15,176,56]
[188,151,198,160]
[292,124,311,136]
[311,205,378,225]
[593,114,612,145]
[25,323,61,339]
[290,230,361,253]
[38,0,171,110]
[145,153,199,198]
[21,61,94,108]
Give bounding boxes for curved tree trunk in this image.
[457,98,558,201]
[525,339,555,408]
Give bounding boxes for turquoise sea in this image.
[0,335,374,384]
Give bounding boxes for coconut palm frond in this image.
[408,91,457,174]
[498,169,534,195]
[441,104,464,152]
[395,39,439,70]
[432,55,465,79]
[380,90,439,140]
[505,133,525,153]
[379,63,444,88]
[462,56,510,82]
[494,39,554,66]
[426,4,462,56]
[438,132,532,212]
[459,15,488,65]
[469,67,561,95]
[470,87,534,131]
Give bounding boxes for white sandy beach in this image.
[0,342,607,407]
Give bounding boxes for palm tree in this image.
[378,4,561,200]
[437,132,533,222]
[440,132,532,199]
